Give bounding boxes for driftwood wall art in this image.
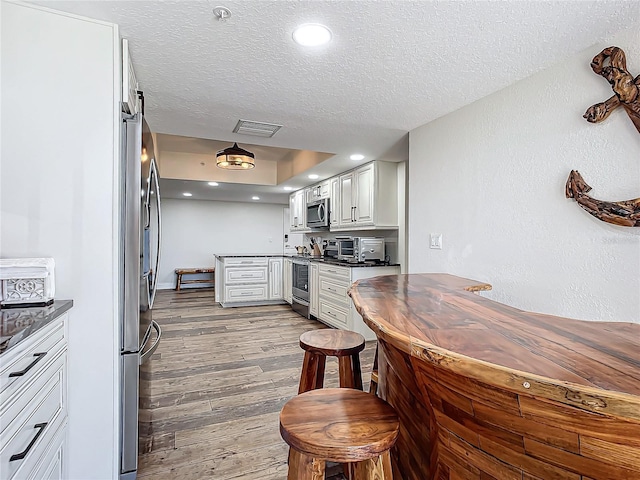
[583,46,640,133]
[566,46,640,227]
[566,170,640,226]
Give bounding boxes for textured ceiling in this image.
[35,0,640,203]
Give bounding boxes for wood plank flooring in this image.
[138,288,376,480]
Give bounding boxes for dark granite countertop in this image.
[215,254,285,258]
[292,255,400,268]
[0,300,73,356]
[215,253,399,268]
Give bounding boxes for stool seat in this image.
[280,388,399,464]
[299,329,365,357]
[298,329,366,393]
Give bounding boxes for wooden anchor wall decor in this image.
[565,46,640,227]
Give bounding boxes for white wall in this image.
[408,27,640,324]
[1,2,120,478]
[158,199,286,288]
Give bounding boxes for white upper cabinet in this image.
[289,189,310,231]
[334,161,398,231]
[330,177,340,227]
[289,160,399,232]
[121,39,139,114]
[339,174,354,225]
[307,180,330,202]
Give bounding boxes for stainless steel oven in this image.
[291,258,310,318]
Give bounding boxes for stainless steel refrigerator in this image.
[120,96,162,480]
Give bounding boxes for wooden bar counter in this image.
[348,273,640,480]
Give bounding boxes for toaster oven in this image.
[337,237,385,262]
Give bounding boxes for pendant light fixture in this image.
[216,142,255,170]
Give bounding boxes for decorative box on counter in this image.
[0,258,55,308]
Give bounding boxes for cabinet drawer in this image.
[225,267,268,284]
[318,264,350,281]
[224,257,269,267]
[319,302,349,329]
[1,318,66,407]
[224,285,268,302]
[319,278,349,299]
[1,353,66,480]
[26,420,65,480]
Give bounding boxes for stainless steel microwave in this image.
[306,198,329,228]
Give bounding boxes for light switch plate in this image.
[430,233,443,249]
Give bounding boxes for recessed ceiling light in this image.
[308,174,319,180]
[283,186,293,191]
[183,192,193,197]
[252,196,260,200]
[292,24,332,47]
[208,182,219,186]
[350,154,365,161]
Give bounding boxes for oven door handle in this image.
[293,297,309,306]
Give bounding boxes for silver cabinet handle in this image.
[327,287,336,292]
[140,321,162,364]
[240,292,253,296]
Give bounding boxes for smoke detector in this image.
[213,6,231,21]
[233,119,283,138]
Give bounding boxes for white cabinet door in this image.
[283,258,292,304]
[354,163,374,225]
[269,258,283,300]
[319,180,330,199]
[289,194,297,229]
[330,177,340,227]
[339,173,354,226]
[309,263,319,317]
[290,190,308,231]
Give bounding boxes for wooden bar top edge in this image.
[348,273,640,421]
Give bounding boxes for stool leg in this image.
[352,353,363,390]
[288,450,325,480]
[339,356,355,389]
[299,352,325,394]
[314,355,326,390]
[176,273,182,291]
[352,451,393,479]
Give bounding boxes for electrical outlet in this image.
[430,233,442,249]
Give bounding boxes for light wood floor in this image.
[137,288,376,480]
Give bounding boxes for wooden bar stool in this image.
[298,330,365,394]
[280,388,399,479]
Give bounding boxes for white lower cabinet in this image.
[0,313,69,480]
[315,264,399,340]
[309,263,319,317]
[283,258,292,304]
[269,258,283,300]
[216,256,287,307]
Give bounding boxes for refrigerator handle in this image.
[149,158,161,308]
[140,321,162,364]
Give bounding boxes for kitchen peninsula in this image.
[214,254,399,340]
[348,274,640,479]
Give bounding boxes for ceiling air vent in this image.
[233,119,283,138]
